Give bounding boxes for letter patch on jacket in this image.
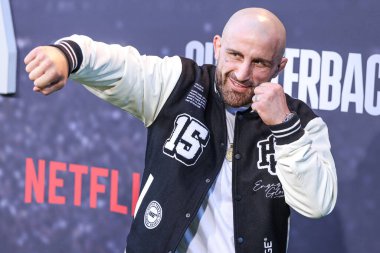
[257,135,277,175]
[163,113,210,166]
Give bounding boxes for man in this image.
[24,7,337,253]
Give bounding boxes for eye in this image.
[230,53,240,59]
[227,50,243,61]
[253,59,265,67]
[253,59,272,68]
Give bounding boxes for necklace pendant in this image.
[226,144,233,162]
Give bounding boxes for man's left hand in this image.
[251,82,291,125]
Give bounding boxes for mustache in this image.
[228,73,254,88]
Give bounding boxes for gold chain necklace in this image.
[226,143,234,162]
[225,111,235,162]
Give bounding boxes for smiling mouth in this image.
[229,77,253,89]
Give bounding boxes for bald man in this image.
[25,8,337,253]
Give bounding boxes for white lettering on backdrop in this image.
[186,41,380,116]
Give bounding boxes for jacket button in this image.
[220,142,225,147]
[234,195,242,201]
[205,178,211,183]
[234,153,241,160]
[185,213,191,218]
[237,237,244,244]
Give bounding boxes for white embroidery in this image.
[163,113,210,166]
[257,135,277,175]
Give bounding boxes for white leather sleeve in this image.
[63,35,182,127]
[275,117,338,218]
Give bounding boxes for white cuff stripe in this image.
[271,119,301,134]
[60,41,77,71]
[60,41,77,69]
[273,124,301,138]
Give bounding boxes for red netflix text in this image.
[24,158,141,215]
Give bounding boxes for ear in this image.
[213,35,222,61]
[272,57,288,78]
[278,57,288,72]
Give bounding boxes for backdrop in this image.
[1,0,379,252]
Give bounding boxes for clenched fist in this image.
[251,82,291,125]
[24,46,69,95]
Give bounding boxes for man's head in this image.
[213,8,287,107]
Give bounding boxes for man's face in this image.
[214,33,280,107]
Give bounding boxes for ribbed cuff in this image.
[269,114,304,145]
[50,40,83,75]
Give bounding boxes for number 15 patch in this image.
[163,114,210,166]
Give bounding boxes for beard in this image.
[215,67,256,108]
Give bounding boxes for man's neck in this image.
[225,104,250,115]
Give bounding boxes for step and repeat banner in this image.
[1,0,379,252]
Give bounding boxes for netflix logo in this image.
[24,158,141,215]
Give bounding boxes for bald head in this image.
[222,8,286,60]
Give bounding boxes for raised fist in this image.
[24,46,69,95]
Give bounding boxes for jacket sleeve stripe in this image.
[133,174,154,217]
[269,115,304,145]
[50,39,83,74]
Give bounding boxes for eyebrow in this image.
[226,48,243,56]
[253,57,274,66]
[226,48,273,65]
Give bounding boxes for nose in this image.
[234,61,252,82]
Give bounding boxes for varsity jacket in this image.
[54,35,337,253]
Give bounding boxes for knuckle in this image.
[50,68,58,77]
[44,57,53,66]
[274,84,283,92]
[34,46,42,52]
[35,46,46,55]
[35,51,45,61]
[42,62,52,73]
[29,73,35,81]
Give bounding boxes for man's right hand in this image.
[24,46,69,95]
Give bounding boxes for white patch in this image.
[257,135,277,176]
[144,201,162,229]
[163,113,210,166]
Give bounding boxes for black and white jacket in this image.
[55,35,337,253]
